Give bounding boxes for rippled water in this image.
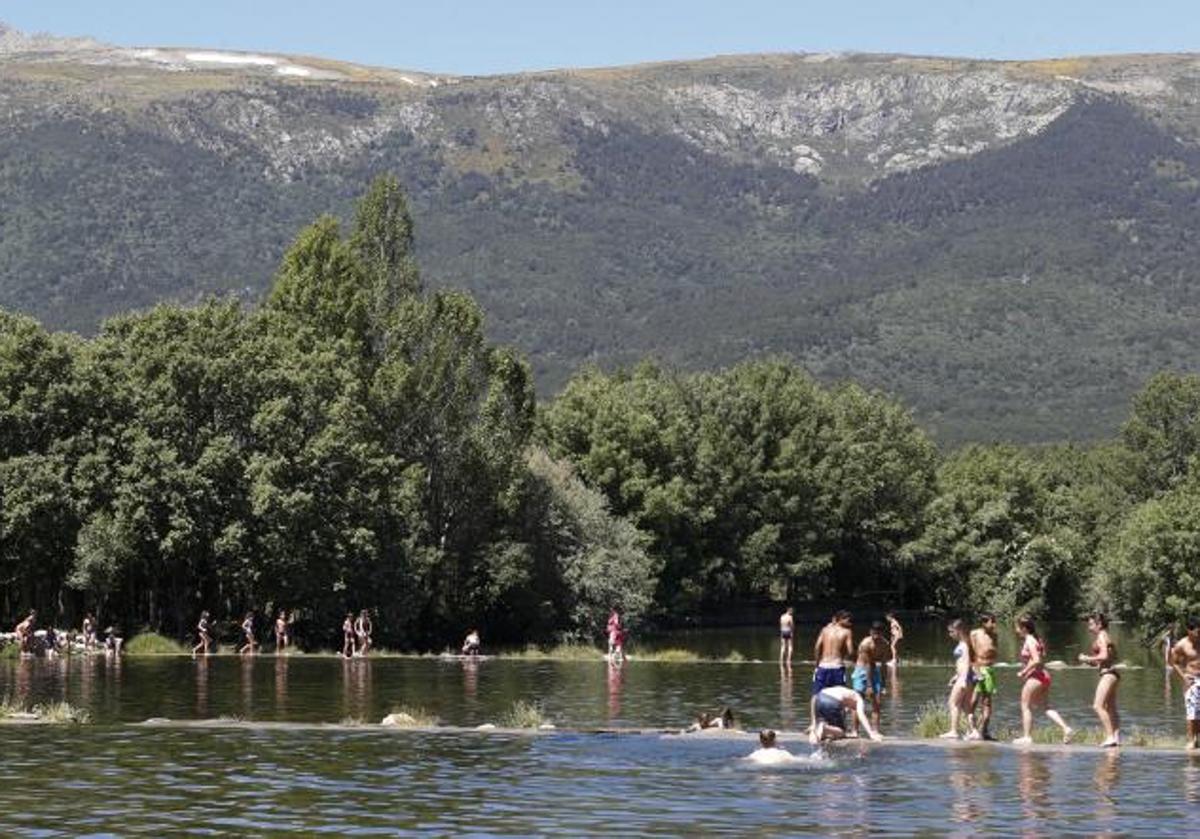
[0,622,1195,835]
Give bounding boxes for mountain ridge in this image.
[3,22,1200,442]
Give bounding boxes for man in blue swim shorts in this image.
[851,621,892,731]
[812,610,854,696]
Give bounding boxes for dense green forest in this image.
[2,178,1199,646]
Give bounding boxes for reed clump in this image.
[501,700,548,728]
[383,705,439,727]
[638,648,701,663]
[31,702,91,724]
[511,643,602,661]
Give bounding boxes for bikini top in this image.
[953,641,968,660]
[1020,636,1044,664]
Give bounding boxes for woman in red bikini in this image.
[1013,615,1073,745]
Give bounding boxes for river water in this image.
[1,621,1195,835]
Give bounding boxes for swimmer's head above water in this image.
[759,729,777,748]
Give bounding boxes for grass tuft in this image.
[125,633,188,656]
[501,700,548,728]
[510,643,602,661]
[722,651,747,663]
[0,643,19,660]
[639,648,701,663]
[384,705,439,727]
[31,702,90,724]
[913,700,952,738]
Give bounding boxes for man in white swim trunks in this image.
[1171,616,1200,750]
[810,686,883,743]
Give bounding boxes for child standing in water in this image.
[1078,612,1121,747]
[1013,615,1073,745]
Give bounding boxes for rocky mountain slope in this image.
[3,22,1200,441]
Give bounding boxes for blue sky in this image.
[3,1,1198,74]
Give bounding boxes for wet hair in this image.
[720,707,735,728]
[1016,615,1039,639]
[696,711,712,727]
[871,621,886,634]
[1188,616,1200,632]
[759,729,777,748]
[885,611,897,620]
[1088,612,1109,629]
[835,610,852,622]
[979,613,996,623]
[947,618,965,634]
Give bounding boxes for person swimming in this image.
[744,729,802,765]
[687,707,736,732]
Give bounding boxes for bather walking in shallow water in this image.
[342,612,356,658]
[355,609,372,656]
[1170,616,1200,750]
[192,611,212,657]
[1013,615,1072,745]
[238,612,257,655]
[942,619,977,740]
[1078,612,1121,747]
[886,612,903,669]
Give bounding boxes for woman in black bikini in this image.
[1079,611,1121,747]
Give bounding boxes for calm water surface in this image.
[1,622,1195,835]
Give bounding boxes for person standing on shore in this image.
[886,612,904,669]
[1078,612,1121,747]
[82,613,97,653]
[1013,615,1073,745]
[942,619,977,740]
[969,613,999,740]
[192,611,212,657]
[1170,616,1200,750]
[779,607,795,668]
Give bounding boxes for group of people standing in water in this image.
[782,608,1200,749]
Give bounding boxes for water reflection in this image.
[195,657,209,717]
[341,658,372,721]
[274,655,289,716]
[1016,751,1050,830]
[1092,749,1120,833]
[607,659,623,721]
[461,658,479,702]
[778,666,794,729]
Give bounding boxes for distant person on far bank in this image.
[192,611,212,657]
[238,612,257,655]
[104,625,123,655]
[342,612,356,658]
[15,610,36,656]
[82,613,98,653]
[274,610,291,652]
[355,609,373,656]
[779,607,795,668]
[1170,616,1200,750]
[886,612,903,668]
[607,609,623,659]
[462,628,481,656]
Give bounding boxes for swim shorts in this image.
[851,666,883,697]
[812,665,846,696]
[780,629,793,640]
[975,666,997,697]
[1187,679,1200,721]
[815,692,845,727]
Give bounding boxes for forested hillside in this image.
[3,25,1200,441]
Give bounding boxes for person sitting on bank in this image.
[810,686,884,743]
[462,628,481,656]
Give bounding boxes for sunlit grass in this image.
[0,695,24,719]
[0,643,18,660]
[913,700,951,738]
[31,702,91,724]
[125,633,188,656]
[509,643,603,661]
[501,700,549,728]
[383,705,439,727]
[638,648,702,663]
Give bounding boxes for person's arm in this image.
[1171,643,1194,685]
[853,695,882,741]
[841,630,855,662]
[809,695,819,743]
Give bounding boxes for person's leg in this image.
[1045,702,1072,742]
[943,682,963,738]
[1093,675,1117,742]
[1016,680,1035,742]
